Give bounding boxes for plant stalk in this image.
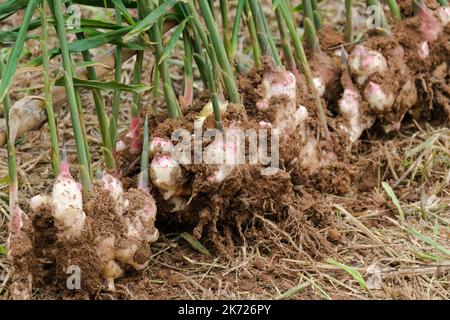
[244,0,262,68]
[0,58,18,207]
[49,0,92,195]
[279,0,329,138]
[230,0,245,57]
[344,0,353,42]
[386,0,402,20]
[275,4,296,74]
[219,0,231,60]
[182,31,194,106]
[257,0,281,66]
[140,0,180,118]
[111,3,123,153]
[138,115,149,190]
[196,0,240,103]
[41,0,61,176]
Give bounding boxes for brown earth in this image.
[1,2,449,300]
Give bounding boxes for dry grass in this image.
[0,1,449,300]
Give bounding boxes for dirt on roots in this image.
[1,3,450,300]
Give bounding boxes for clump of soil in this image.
[8,183,158,299]
[142,58,352,254]
[393,16,450,120]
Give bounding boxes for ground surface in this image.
[0,1,449,299]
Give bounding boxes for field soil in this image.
[0,1,449,300]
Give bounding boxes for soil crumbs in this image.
[1,119,449,300]
[1,5,450,300]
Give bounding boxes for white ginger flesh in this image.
[363,82,395,113]
[116,191,159,272]
[51,162,85,239]
[98,173,129,215]
[149,137,174,157]
[96,236,122,292]
[338,88,371,143]
[150,154,185,200]
[125,195,158,244]
[256,68,305,136]
[349,45,387,85]
[203,127,241,183]
[418,6,450,59]
[98,190,159,291]
[313,77,326,97]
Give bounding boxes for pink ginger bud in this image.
[29,194,50,212]
[150,154,185,200]
[125,198,158,244]
[439,7,450,25]
[419,6,442,42]
[338,89,366,142]
[51,160,85,239]
[127,117,142,154]
[149,137,174,157]
[364,82,395,112]
[256,70,296,111]
[258,121,272,128]
[204,129,241,183]
[393,46,405,59]
[418,41,430,59]
[313,77,326,97]
[98,173,129,215]
[349,45,387,84]
[339,89,360,117]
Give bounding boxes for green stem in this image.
[201,47,223,131]
[275,5,296,74]
[140,0,180,119]
[438,0,448,7]
[244,1,261,68]
[132,49,144,116]
[182,31,194,106]
[303,0,314,26]
[344,0,353,42]
[230,0,245,57]
[185,2,221,88]
[257,0,281,66]
[208,0,216,20]
[65,0,115,170]
[247,0,270,58]
[74,87,93,178]
[386,0,402,20]
[0,58,17,198]
[367,0,390,30]
[151,61,160,98]
[138,115,149,190]
[304,17,321,54]
[196,0,240,103]
[49,0,92,195]
[303,0,317,50]
[313,10,323,30]
[186,23,209,88]
[219,0,231,61]
[41,0,61,176]
[75,38,116,170]
[311,0,323,29]
[279,0,329,139]
[111,3,123,152]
